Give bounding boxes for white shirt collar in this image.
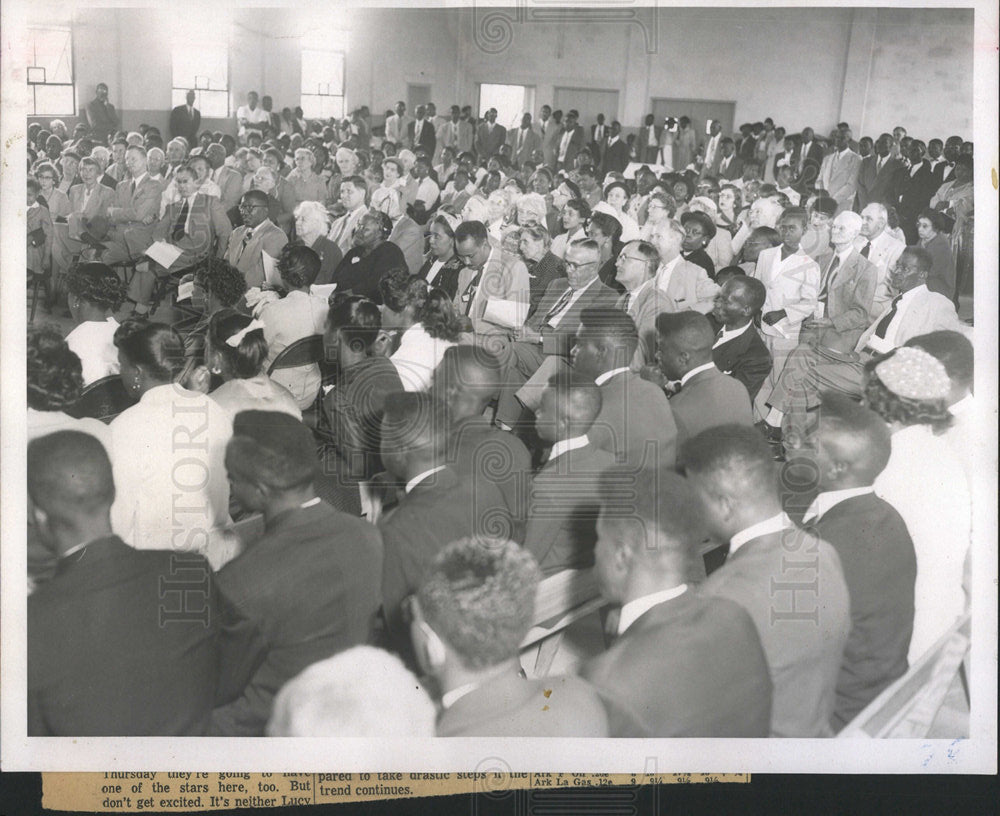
[714,320,753,348]
[131,172,147,186]
[802,486,875,524]
[729,512,792,556]
[680,361,716,387]
[594,367,630,386]
[837,147,851,157]
[625,278,652,303]
[548,434,589,463]
[441,681,480,710]
[655,254,682,287]
[405,465,446,494]
[618,584,689,635]
[950,394,974,415]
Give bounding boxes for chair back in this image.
[267,334,327,374]
[67,375,136,423]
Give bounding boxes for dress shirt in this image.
[547,434,589,463]
[558,129,573,162]
[405,465,447,494]
[390,322,456,392]
[863,284,928,353]
[654,255,682,293]
[424,258,445,283]
[713,320,753,348]
[65,316,121,386]
[594,367,630,386]
[647,127,659,147]
[617,584,689,635]
[622,279,652,316]
[547,276,598,328]
[729,512,793,557]
[413,176,440,207]
[802,486,876,524]
[679,361,716,388]
[441,681,481,710]
[704,134,721,166]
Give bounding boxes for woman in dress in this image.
[914,209,956,300]
[285,148,328,207]
[65,262,125,386]
[593,180,641,242]
[930,155,973,303]
[417,213,464,299]
[293,201,341,285]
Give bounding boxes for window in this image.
[478,84,534,132]
[27,27,75,116]
[172,43,229,118]
[301,49,346,120]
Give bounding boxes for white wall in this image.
[30,6,973,142]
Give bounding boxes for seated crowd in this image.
[25,93,976,739]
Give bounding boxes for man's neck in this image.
[724,315,752,331]
[55,518,114,557]
[831,241,853,255]
[437,657,521,701]
[263,486,317,523]
[570,274,598,291]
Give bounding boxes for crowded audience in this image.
[24,82,980,740]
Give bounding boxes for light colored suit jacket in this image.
[669,366,753,449]
[388,215,424,276]
[225,219,288,289]
[153,193,232,267]
[590,370,677,471]
[327,206,367,257]
[214,166,244,211]
[753,246,820,341]
[463,249,532,335]
[854,284,960,353]
[619,282,674,368]
[819,150,862,213]
[810,248,879,350]
[508,126,541,167]
[855,230,905,310]
[108,175,164,229]
[654,258,719,314]
[67,183,115,235]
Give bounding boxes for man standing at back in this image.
[819,129,862,215]
[170,89,201,146]
[85,82,119,144]
[682,425,850,737]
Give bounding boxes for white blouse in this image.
[65,317,120,386]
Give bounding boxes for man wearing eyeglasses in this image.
[494,238,618,427]
[224,190,288,288]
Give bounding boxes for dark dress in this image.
[333,241,407,304]
[683,247,717,280]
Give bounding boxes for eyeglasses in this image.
[239,203,266,211]
[564,259,598,270]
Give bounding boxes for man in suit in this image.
[493,238,619,426]
[700,120,724,178]
[54,156,116,275]
[857,202,906,309]
[384,100,412,149]
[206,142,244,211]
[169,89,201,145]
[818,129,862,215]
[794,126,825,190]
[85,82,120,144]
[28,431,263,736]
[683,425,851,737]
[800,211,879,352]
[761,247,961,438]
[475,108,507,159]
[710,276,772,401]
[637,114,662,164]
[581,464,772,736]
[410,537,608,736]
[602,121,631,175]
[431,346,533,542]
[797,393,916,732]
[408,105,436,157]
[99,145,165,266]
[856,133,905,210]
[379,392,511,661]
[326,175,369,256]
[614,239,674,367]
[572,307,678,470]
[649,220,720,313]
[936,135,964,185]
[589,113,609,165]
[371,186,423,275]
[508,112,541,169]
[555,109,585,170]
[539,106,563,169]
[525,374,615,574]
[895,139,940,244]
[225,190,288,288]
[656,311,754,448]
[716,138,744,182]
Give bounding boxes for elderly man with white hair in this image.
[514,191,547,228]
[371,185,424,275]
[858,202,905,309]
[293,200,341,285]
[798,209,879,351]
[730,195,784,256]
[266,646,437,737]
[649,219,719,313]
[163,138,188,182]
[145,147,166,181]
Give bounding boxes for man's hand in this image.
[639,364,668,389]
[762,309,787,326]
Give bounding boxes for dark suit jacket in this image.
[211,501,382,736]
[669,365,754,449]
[307,235,343,286]
[895,161,938,220]
[602,138,631,175]
[29,537,263,736]
[855,155,905,209]
[417,255,463,299]
[712,323,772,401]
[810,248,879,349]
[526,277,620,356]
[701,527,851,737]
[508,126,542,168]
[437,671,608,736]
[717,155,744,181]
[581,590,772,736]
[921,232,957,299]
[526,251,566,314]
[558,124,586,168]
[169,104,201,144]
[795,141,825,188]
[589,370,677,471]
[475,122,507,158]
[408,119,436,156]
[524,443,615,575]
[153,192,232,268]
[804,493,916,732]
[380,466,510,656]
[333,241,407,303]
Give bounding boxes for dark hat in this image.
[680,209,717,240]
[812,196,838,217]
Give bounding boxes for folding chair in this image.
[66,375,136,423]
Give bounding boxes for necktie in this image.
[819,255,840,303]
[873,295,902,339]
[860,241,871,258]
[463,272,482,316]
[622,292,632,313]
[544,287,574,324]
[172,199,190,241]
[129,179,136,197]
[236,229,253,262]
[518,129,524,150]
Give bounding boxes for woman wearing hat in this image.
[686,196,735,271]
[592,180,641,242]
[679,209,718,279]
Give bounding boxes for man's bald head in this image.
[727,276,766,313]
[28,431,115,544]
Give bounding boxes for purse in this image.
[28,227,47,248]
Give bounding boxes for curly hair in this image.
[193,256,246,309]
[863,367,952,434]
[66,263,126,311]
[27,325,84,411]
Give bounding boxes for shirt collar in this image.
[950,394,974,415]
[548,434,589,463]
[441,681,480,710]
[714,320,753,347]
[680,361,716,387]
[132,172,147,186]
[618,585,689,635]
[802,486,875,524]
[729,511,792,556]
[405,465,447,494]
[626,277,652,301]
[594,367,630,386]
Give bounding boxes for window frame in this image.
[26,26,76,117]
[171,41,231,119]
[300,48,347,121]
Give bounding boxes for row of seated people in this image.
[28,239,973,737]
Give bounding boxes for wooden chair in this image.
[27,268,50,323]
[66,375,136,423]
[519,567,607,678]
[838,613,971,739]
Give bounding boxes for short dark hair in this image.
[66,262,125,310]
[454,220,489,245]
[545,371,602,434]
[27,326,84,411]
[28,430,115,523]
[227,410,320,491]
[114,320,187,383]
[564,198,591,220]
[680,424,777,495]
[326,295,382,355]
[578,307,639,358]
[382,391,449,457]
[588,211,622,242]
[816,391,892,480]
[278,244,321,288]
[194,256,246,308]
